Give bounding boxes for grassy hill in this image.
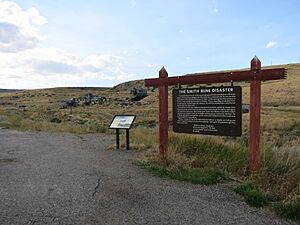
[0,63,299,134]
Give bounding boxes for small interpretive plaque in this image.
[109,115,136,129]
[173,86,242,136]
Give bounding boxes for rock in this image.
[50,118,62,123]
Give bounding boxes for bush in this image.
[234,182,267,207]
[137,161,225,185]
[169,134,248,175]
[272,201,300,221]
[50,118,62,123]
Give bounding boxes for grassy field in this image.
[0,63,298,145]
[0,63,299,220]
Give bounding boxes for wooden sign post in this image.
[249,57,262,171]
[145,56,286,172]
[159,68,169,157]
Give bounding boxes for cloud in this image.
[0,48,135,89]
[0,0,47,52]
[0,1,135,89]
[33,60,80,75]
[0,22,39,52]
[266,41,277,49]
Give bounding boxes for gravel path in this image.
[0,129,297,225]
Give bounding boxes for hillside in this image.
[0,63,299,139]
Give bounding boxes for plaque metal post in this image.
[126,129,130,150]
[109,115,136,151]
[116,128,120,150]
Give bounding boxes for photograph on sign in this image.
[109,115,136,129]
[173,86,242,136]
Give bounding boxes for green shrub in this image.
[234,181,267,207]
[137,161,225,185]
[272,201,300,221]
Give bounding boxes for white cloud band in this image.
[0,48,134,89]
[0,1,135,89]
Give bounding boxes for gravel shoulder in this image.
[0,129,297,225]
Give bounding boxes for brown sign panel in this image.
[173,86,242,136]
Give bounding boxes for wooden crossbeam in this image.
[145,68,286,87]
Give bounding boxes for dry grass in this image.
[0,63,299,132]
[132,127,299,220]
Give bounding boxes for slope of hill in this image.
[0,62,299,136]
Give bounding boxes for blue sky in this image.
[0,0,299,89]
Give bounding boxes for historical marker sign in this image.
[109,115,136,129]
[173,86,242,136]
[109,115,136,150]
[145,56,286,172]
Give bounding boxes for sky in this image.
[0,0,299,89]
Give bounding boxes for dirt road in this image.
[0,130,296,225]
